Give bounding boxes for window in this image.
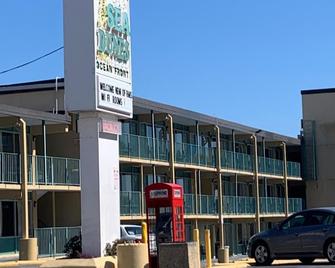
[281,214,306,230]
[305,211,335,226]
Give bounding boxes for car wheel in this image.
[299,258,315,265]
[253,242,273,266]
[325,239,335,264]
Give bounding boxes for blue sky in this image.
[0,1,334,137]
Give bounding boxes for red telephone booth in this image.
[145,183,185,268]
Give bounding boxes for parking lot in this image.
[212,259,331,268]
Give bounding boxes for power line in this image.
[0,46,64,75]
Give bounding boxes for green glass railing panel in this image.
[275,159,283,176]
[35,156,80,186]
[120,191,141,216]
[258,157,285,176]
[235,152,253,172]
[139,136,154,159]
[155,139,169,161]
[175,142,199,165]
[258,157,266,174]
[52,157,67,184]
[199,195,217,214]
[0,236,20,255]
[199,147,216,168]
[66,158,80,185]
[287,161,301,177]
[34,227,81,257]
[260,197,285,214]
[0,153,80,186]
[223,196,237,214]
[119,134,130,156]
[127,134,139,157]
[184,194,195,214]
[120,134,169,162]
[224,196,254,214]
[221,150,234,169]
[289,198,303,213]
[1,152,20,183]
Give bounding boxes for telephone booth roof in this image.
[145,183,183,208]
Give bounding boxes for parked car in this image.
[120,224,142,241]
[247,207,335,266]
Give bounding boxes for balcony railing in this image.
[175,142,216,168]
[184,194,195,214]
[224,196,256,215]
[258,156,284,176]
[34,226,81,257]
[33,156,80,186]
[119,134,169,161]
[175,143,199,166]
[0,152,20,184]
[119,134,301,177]
[120,191,142,216]
[0,236,20,255]
[287,161,301,178]
[199,194,218,215]
[260,197,285,214]
[260,197,303,214]
[0,152,80,186]
[120,191,303,217]
[289,198,303,213]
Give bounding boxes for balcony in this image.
[0,152,80,186]
[260,197,303,214]
[120,191,303,217]
[0,236,20,255]
[119,134,169,161]
[33,156,80,186]
[120,191,142,216]
[260,197,285,214]
[224,196,256,215]
[0,227,81,257]
[287,161,301,178]
[119,134,301,177]
[289,198,303,213]
[34,226,81,257]
[175,142,216,168]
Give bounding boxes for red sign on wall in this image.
[100,119,122,135]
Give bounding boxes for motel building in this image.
[0,78,305,258]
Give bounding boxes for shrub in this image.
[64,235,82,258]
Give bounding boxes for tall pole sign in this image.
[64,0,132,257]
[64,0,132,116]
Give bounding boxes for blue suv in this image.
[248,208,335,265]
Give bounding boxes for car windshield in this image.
[125,226,142,236]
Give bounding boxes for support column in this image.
[216,126,227,263]
[18,118,37,260]
[78,112,121,257]
[151,110,156,159]
[196,121,200,165]
[282,142,289,217]
[194,170,198,229]
[232,130,236,169]
[42,120,47,184]
[32,138,36,185]
[151,111,157,181]
[166,114,175,183]
[140,164,145,216]
[198,170,202,214]
[252,134,261,233]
